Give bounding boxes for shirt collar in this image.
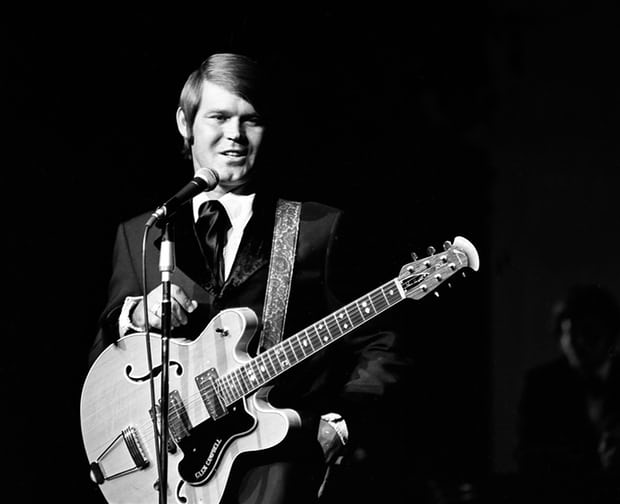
[192,191,256,226]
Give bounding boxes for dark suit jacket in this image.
[89,191,406,442]
[516,356,620,503]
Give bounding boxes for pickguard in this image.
[177,400,257,486]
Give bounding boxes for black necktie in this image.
[197,200,231,287]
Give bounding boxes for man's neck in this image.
[210,178,258,199]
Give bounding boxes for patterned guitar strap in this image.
[258,198,348,498]
[258,198,301,353]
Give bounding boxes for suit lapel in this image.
[154,194,276,295]
[223,192,276,291]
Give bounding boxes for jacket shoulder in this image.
[299,200,342,224]
[119,211,152,232]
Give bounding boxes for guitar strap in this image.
[258,198,348,493]
[258,198,301,353]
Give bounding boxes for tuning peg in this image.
[427,246,436,255]
[410,252,418,261]
[443,240,451,251]
[434,291,440,298]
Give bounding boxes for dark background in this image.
[4,2,619,502]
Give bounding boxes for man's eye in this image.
[208,114,226,122]
[244,116,263,126]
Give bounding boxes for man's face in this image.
[181,80,265,192]
[560,317,615,371]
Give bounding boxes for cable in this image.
[140,225,164,497]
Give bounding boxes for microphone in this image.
[146,168,219,227]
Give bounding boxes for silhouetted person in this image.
[516,284,620,503]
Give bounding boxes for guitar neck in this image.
[216,279,406,405]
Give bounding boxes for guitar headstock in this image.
[398,236,479,300]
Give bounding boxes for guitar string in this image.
[86,248,470,461]
[87,277,430,456]
[87,280,409,455]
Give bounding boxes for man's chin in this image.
[218,175,257,195]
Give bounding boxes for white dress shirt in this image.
[192,191,255,280]
[118,191,256,335]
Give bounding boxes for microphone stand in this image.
[158,221,175,504]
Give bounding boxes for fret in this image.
[219,375,234,405]
[309,323,322,347]
[326,316,341,339]
[350,302,365,325]
[299,330,314,355]
[235,367,250,395]
[274,344,291,369]
[346,303,364,326]
[284,338,301,365]
[246,361,260,388]
[263,349,278,377]
[289,335,306,360]
[275,346,287,371]
[307,326,322,349]
[229,372,243,399]
[228,370,241,401]
[383,281,402,305]
[224,377,237,404]
[334,309,351,333]
[357,295,377,320]
[375,288,390,310]
[254,359,265,383]
[215,375,226,404]
[235,366,250,395]
[316,320,332,345]
[342,307,355,328]
[370,290,388,312]
[266,348,282,374]
[279,341,291,364]
[379,286,390,305]
[255,355,271,382]
[219,376,233,404]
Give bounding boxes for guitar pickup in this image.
[195,368,228,420]
[168,390,192,443]
[149,393,189,453]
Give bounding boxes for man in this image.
[516,284,620,503]
[88,53,407,503]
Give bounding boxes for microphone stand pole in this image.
[158,221,175,504]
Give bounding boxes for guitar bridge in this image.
[89,426,149,485]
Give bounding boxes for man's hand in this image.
[318,413,348,465]
[131,284,198,331]
[599,424,620,475]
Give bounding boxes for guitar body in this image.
[81,307,301,504]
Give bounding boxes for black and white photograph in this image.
[4,3,619,503]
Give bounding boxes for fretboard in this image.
[214,278,405,406]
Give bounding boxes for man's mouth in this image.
[221,150,248,158]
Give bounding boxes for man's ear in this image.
[176,107,193,143]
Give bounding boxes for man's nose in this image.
[224,117,244,140]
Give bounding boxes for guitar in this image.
[81,236,479,504]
